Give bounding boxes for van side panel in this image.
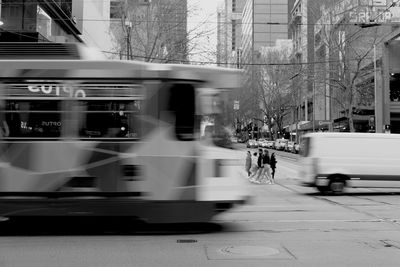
[299,133,400,189]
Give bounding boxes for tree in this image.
[312,3,392,132]
[110,0,214,63]
[255,46,297,139]
[297,0,394,132]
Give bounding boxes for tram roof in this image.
[0,59,243,89]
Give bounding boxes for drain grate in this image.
[177,239,197,243]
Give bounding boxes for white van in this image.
[299,133,400,194]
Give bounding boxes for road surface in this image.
[1,145,400,266]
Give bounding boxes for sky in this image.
[187,0,222,63]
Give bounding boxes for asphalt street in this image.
[1,144,400,266]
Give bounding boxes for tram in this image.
[0,43,248,223]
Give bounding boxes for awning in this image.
[299,120,331,131]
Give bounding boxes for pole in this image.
[296,81,300,143]
[125,21,132,60]
[374,44,377,132]
[126,30,129,60]
[146,2,150,61]
[313,81,315,132]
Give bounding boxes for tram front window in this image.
[200,92,233,148]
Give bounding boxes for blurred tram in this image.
[0,43,248,223]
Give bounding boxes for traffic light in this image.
[384,125,391,133]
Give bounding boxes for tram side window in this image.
[78,100,141,138]
[4,100,61,137]
[169,84,195,141]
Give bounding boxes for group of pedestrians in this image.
[245,148,277,184]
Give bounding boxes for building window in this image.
[59,0,72,18]
[110,0,123,19]
[37,6,52,39]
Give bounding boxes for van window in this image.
[300,137,310,157]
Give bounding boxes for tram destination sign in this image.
[28,84,86,98]
[4,82,143,98]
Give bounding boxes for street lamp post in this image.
[312,81,315,132]
[124,21,132,60]
[374,44,378,132]
[290,72,300,142]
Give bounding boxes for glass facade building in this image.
[242,0,290,90]
[217,0,245,67]
[242,0,289,55]
[0,0,81,42]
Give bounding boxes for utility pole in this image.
[374,43,378,132]
[290,72,300,142]
[312,81,315,132]
[125,21,132,60]
[145,0,151,61]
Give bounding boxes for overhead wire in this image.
[0,27,379,67]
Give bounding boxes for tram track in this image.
[277,182,400,228]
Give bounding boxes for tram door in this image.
[136,83,198,201]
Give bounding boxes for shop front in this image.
[332,115,374,132]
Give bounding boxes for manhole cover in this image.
[219,246,280,257]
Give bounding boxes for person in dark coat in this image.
[261,149,273,184]
[270,152,277,181]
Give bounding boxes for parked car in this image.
[274,139,289,150]
[246,139,257,148]
[258,138,267,147]
[286,141,295,152]
[237,136,247,143]
[265,140,274,148]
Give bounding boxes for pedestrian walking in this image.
[270,152,277,182]
[245,151,252,177]
[251,148,264,184]
[249,151,259,182]
[261,149,273,184]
